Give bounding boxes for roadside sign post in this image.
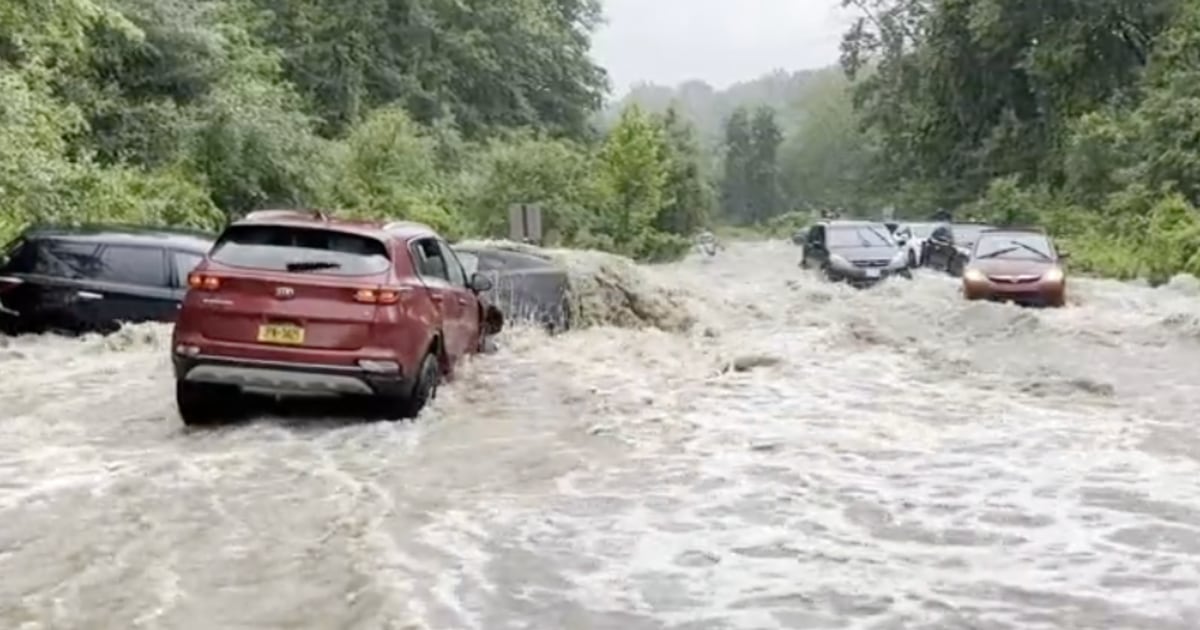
[508,203,543,243]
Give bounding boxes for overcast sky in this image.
[592,0,853,96]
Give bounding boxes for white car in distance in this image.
[893,222,945,268]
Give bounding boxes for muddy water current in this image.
[2,241,1200,629]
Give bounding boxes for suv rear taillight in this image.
[187,272,221,291]
[353,288,402,304]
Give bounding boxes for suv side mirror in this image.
[469,272,493,293]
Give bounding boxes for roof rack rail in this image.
[383,220,424,231]
[242,209,331,221]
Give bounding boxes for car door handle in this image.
[430,293,444,302]
[457,297,469,305]
[76,291,103,300]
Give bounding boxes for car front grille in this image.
[852,260,889,268]
[988,274,1040,284]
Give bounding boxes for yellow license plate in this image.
[257,323,304,345]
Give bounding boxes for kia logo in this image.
[275,286,295,299]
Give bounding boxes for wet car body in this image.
[171,210,498,424]
[962,228,1068,307]
[452,244,570,332]
[799,220,911,287]
[893,221,945,268]
[0,225,215,336]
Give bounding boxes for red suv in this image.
[171,210,500,425]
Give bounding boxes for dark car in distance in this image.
[962,228,1069,307]
[799,220,911,287]
[452,244,570,333]
[0,225,215,336]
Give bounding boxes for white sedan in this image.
[893,222,944,268]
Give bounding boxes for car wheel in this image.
[908,251,917,268]
[378,351,439,421]
[176,380,239,426]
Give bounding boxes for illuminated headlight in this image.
[887,250,908,270]
[174,344,200,356]
[963,268,988,283]
[1042,267,1064,283]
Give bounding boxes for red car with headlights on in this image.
[961,228,1068,307]
[171,210,501,425]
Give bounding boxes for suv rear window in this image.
[210,225,391,276]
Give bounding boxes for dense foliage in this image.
[599,70,826,146]
[0,0,712,262]
[832,0,1200,281]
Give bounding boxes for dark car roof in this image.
[453,245,559,271]
[21,224,216,252]
[232,210,438,242]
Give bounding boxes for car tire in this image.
[176,380,239,426]
[377,351,439,421]
[908,251,917,268]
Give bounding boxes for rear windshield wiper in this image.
[286,260,341,272]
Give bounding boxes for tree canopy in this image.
[0,0,714,261]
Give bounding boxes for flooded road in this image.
[2,241,1200,629]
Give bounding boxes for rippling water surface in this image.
[3,241,1200,629]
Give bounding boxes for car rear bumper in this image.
[172,353,414,398]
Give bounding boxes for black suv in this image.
[452,244,570,333]
[0,225,215,335]
[800,220,911,287]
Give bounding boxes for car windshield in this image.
[973,233,1055,261]
[210,225,391,276]
[827,225,895,248]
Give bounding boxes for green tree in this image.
[654,106,713,235]
[596,105,669,240]
[747,106,783,222]
[248,0,608,138]
[779,72,877,215]
[719,107,753,223]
